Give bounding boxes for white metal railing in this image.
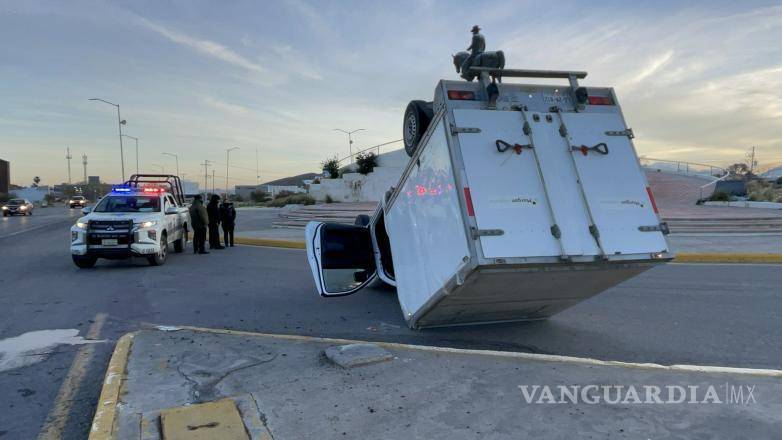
[639,157,727,178]
[337,139,403,166]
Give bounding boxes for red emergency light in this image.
[587,95,613,106]
[447,90,476,100]
[142,187,163,193]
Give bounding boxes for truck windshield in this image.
[93,196,160,213]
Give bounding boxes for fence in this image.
[639,157,727,178]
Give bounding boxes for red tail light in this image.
[463,187,475,216]
[646,187,659,214]
[448,90,476,100]
[588,96,613,105]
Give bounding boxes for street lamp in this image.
[89,98,127,181]
[121,134,139,175]
[162,152,180,176]
[333,128,365,166]
[226,147,240,199]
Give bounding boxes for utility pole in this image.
[746,146,757,175]
[122,135,139,175]
[212,169,216,195]
[89,98,127,181]
[82,154,88,185]
[256,147,260,185]
[334,128,365,166]
[66,147,72,184]
[226,146,240,199]
[162,152,179,176]
[201,160,211,196]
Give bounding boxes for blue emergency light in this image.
[111,186,132,193]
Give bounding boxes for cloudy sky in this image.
[1,0,781,187]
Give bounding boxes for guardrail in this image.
[639,157,727,178]
[337,139,403,166]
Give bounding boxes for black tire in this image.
[72,255,97,269]
[173,231,185,253]
[403,100,434,157]
[148,232,168,266]
[354,214,371,227]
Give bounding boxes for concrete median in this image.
[90,326,782,439]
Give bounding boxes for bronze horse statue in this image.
[452,50,505,81]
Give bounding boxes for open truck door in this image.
[305,221,377,297]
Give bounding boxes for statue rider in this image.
[462,25,485,74]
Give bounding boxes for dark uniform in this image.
[220,202,236,247]
[206,194,224,249]
[463,25,486,74]
[188,195,209,254]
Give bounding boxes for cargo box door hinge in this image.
[450,124,481,136]
[605,128,634,139]
[470,228,504,239]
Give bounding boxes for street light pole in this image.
[162,152,180,176]
[333,128,365,166]
[226,146,240,199]
[89,98,127,181]
[121,135,139,175]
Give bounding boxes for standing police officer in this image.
[189,194,209,254]
[206,194,224,250]
[220,200,236,247]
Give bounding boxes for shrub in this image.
[250,190,269,203]
[322,157,340,179]
[273,190,295,199]
[264,193,315,207]
[324,194,338,203]
[746,180,781,202]
[355,152,378,175]
[708,191,730,202]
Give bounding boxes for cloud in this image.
[135,16,266,74]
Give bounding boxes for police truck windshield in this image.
[94,195,160,213]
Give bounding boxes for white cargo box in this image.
[307,69,671,328]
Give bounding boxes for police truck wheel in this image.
[403,100,434,157]
[173,231,185,253]
[72,255,97,269]
[148,232,168,266]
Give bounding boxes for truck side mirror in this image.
[305,221,376,297]
[81,206,92,215]
[165,206,178,215]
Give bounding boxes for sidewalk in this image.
[93,327,781,439]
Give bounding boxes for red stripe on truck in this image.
[463,187,475,216]
[646,186,659,214]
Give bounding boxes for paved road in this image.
[0,209,780,438]
[0,205,81,239]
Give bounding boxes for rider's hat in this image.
[471,25,481,33]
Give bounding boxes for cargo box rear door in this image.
[453,109,597,259]
[559,111,668,255]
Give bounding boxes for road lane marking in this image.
[0,218,75,240]
[37,313,107,440]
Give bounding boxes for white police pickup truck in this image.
[70,175,190,268]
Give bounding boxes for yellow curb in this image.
[674,253,782,264]
[156,324,782,378]
[234,236,305,249]
[160,398,249,440]
[88,332,135,440]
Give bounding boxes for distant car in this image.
[69,196,88,208]
[2,199,34,216]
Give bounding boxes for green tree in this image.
[322,156,340,179]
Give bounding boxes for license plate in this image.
[102,239,118,246]
[542,94,572,105]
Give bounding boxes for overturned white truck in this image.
[306,67,672,329]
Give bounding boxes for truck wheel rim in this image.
[404,113,417,146]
